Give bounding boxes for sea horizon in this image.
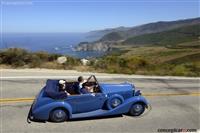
[0,32,104,58]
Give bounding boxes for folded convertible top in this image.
[44,79,67,99]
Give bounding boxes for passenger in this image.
[58,80,71,95]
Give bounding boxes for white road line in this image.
[1,76,199,80]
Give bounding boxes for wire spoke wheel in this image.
[111,98,122,108]
[129,103,145,116]
[50,109,68,122]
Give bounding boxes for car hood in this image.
[99,83,134,94]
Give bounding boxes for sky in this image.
[0,0,199,33]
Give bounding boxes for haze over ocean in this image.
[0,32,104,58]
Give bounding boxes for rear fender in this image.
[32,101,72,120]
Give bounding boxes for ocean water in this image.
[0,33,104,58]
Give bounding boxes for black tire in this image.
[49,108,68,122]
[129,103,145,116]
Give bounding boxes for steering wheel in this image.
[86,75,92,82]
[87,75,98,84]
[87,75,99,92]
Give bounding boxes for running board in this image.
[71,109,108,119]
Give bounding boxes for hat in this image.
[59,80,66,84]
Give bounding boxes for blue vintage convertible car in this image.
[27,75,149,123]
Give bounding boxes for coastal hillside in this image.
[86,17,200,41]
[72,18,200,76]
[123,24,200,46]
[75,17,200,51]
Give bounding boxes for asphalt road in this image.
[0,69,200,133]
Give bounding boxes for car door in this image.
[65,93,106,114]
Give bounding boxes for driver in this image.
[77,76,93,94]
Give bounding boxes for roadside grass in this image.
[0,48,81,69]
[114,45,200,63]
[95,44,200,76]
[0,46,200,77]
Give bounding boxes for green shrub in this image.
[63,57,80,67]
[0,48,81,69]
[93,55,149,74]
[29,54,42,68]
[171,65,189,76]
[0,48,28,67]
[34,51,49,61]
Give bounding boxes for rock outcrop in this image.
[74,41,112,52]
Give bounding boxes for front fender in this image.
[128,96,148,106]
[125,96,149,109]
[32,101,72,120]
[107,96,149,114]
